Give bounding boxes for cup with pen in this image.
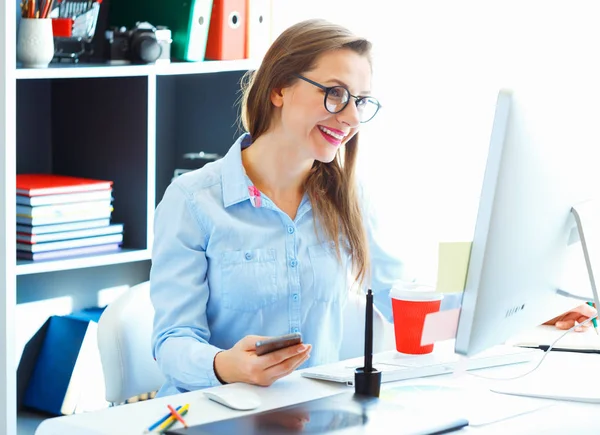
[17,0,55,68]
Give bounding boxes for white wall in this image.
[271,0,600,284]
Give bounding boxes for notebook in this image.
[505,324,600,353]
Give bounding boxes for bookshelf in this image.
[1,1,259,431]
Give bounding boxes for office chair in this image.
[97,281,165,405]
[97,282,395,404]
[340,290,396,360]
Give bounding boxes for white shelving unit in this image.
[1,0,18,433]
[2,2,259,431]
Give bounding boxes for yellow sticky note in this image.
[436,242,472,293]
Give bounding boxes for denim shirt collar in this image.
[221,133,253,208]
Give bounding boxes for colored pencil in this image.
[155,404,190,433]
[167,404,189,428]
[587,301,599,335]
[143,405,183,433]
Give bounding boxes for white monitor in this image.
[455,87,600,357]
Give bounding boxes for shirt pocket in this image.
[220,248,279,312]
[307,240,348,303]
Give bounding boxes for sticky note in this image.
[436,242,472,293]
[421,308,461,345]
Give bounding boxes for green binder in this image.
[109,0,213,61]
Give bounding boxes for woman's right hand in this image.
[214,335,312,386]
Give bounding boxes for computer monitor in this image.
[455,87,600,357]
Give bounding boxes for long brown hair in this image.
[240,19,372,286]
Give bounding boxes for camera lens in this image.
[131,32,162,63]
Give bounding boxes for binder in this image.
[245,0,272,60]
[108,0,213,62]
[205,0,247,60]
[21,309,109,415]
[184,0,214,61]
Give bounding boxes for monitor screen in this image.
[455,87,600,357]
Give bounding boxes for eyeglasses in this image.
[294,74,381,123]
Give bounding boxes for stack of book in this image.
[16,174,125,261]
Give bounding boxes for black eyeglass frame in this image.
[293,73,381,123]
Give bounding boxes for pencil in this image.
[587,301,598,335]
[167,404,189,428]
[143,405,183,433]
[156,405,189,433]
[41,0,54,19]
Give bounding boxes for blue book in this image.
[17,243,122,261]
[16,218,111,235]
[17,223,124,244]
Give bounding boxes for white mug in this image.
[17,18,55,68]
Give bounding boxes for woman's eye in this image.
[329,88,342,98]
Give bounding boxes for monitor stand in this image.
[492,199,600,404]
[570,199,600,310]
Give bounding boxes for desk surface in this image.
[35,350,600,435]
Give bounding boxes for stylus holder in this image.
[354,367,382,397]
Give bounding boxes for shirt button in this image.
[292,294,299,301]
[293,327,300,333]
[244,252,252,260]
[287,226,295,234]
[290,259,298,267]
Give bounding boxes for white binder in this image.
[245,0,272,60]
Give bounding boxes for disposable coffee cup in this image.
[389,285,443,354]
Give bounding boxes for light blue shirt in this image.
[150,133,404,397]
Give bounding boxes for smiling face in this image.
[271,48,372,163]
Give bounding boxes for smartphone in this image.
[255,333,303,356]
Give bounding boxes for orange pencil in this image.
[41,0,54,19]
[167,404,189,428]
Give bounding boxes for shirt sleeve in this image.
[150,181,223,391]
[359,181,407,324]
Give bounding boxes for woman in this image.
[149,19,402,397]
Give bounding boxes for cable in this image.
[464,316,595,381]
[556,288,594,302]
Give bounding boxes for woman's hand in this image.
[214,335,312,386]
[543,303,597,332]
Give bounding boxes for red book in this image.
[16,174,113,197]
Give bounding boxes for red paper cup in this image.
[390,286,443,354]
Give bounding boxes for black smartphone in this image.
[255,333,303,356]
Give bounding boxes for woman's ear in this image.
[270,88,284,107]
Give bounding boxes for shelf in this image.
[15,63,154,80]
[16,248,151,276]
[17,409,48,435]
[155,59,260,76]
[16,59,259,80]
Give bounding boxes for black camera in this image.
[105,21,171,64]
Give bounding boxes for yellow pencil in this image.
[155,404,189,433]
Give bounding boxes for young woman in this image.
[149,18,403,397]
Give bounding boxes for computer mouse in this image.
[203,387,262,411]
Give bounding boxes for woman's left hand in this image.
[543,303,597,332]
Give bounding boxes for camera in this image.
[105,21,171,64]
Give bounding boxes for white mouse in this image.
[203,388,262,411]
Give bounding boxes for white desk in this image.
[35,350,600,435]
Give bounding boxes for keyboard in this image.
[301,341,541,385]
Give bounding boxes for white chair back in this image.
[340,291,396,360]
[97,281,165,404]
